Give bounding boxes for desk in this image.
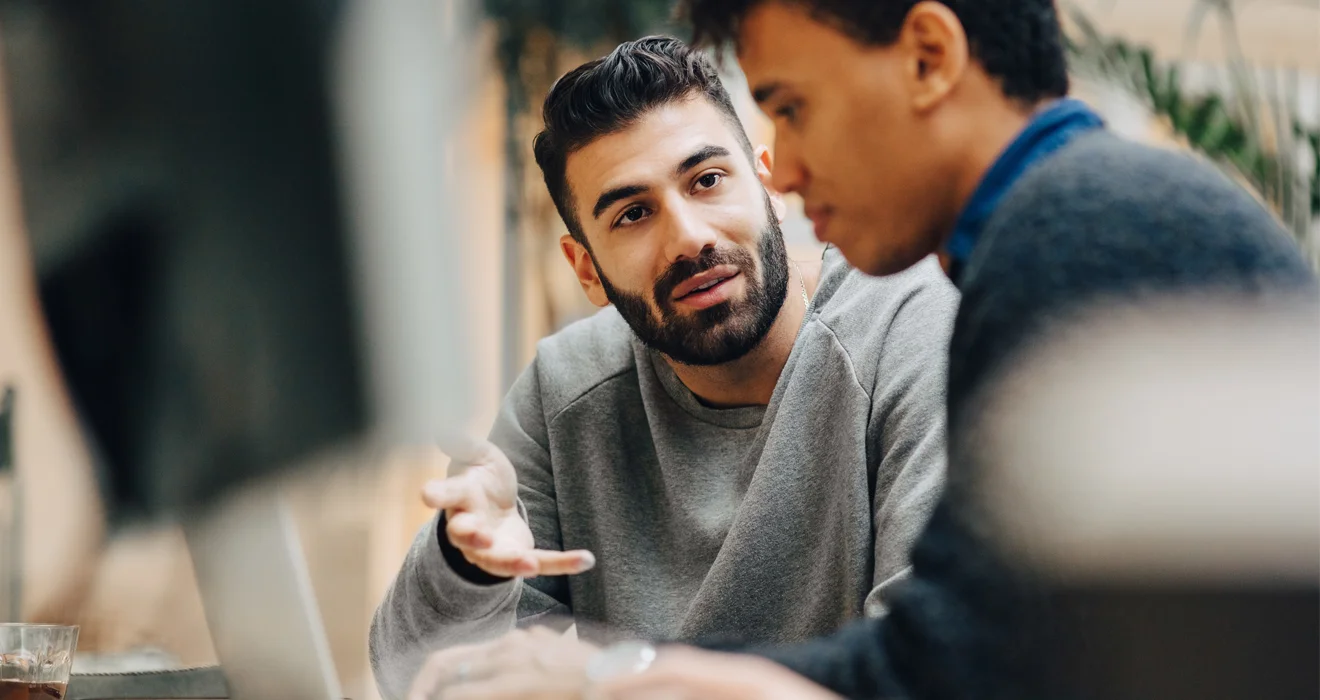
[67,667,228,700]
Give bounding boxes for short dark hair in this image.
[533,36,754,246]
[680,0,1070,105]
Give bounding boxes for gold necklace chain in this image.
[791,260,810,311]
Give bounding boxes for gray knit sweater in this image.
[369,249,959,698]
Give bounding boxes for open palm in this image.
[423,438,595,579]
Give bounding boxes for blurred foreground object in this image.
[977,296,1319,700]
[0,0,472,522]
[0,387,21,622]
[0,0,362,521]
[0,0,477,697]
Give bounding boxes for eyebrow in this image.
[674,145,731,178]
[592,184,649,220]
[751,82,782,105]
[590,145,734,220]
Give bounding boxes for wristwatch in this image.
[584,640,657,682]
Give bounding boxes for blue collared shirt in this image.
[945,98,1105,284]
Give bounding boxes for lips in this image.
[805,205,834,241]
[671,265,741,301]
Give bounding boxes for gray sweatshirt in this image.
[369,249,958,698]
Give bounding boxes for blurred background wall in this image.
[12,2,1313,700]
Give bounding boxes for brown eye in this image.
[695,173,723,190]
[615,205,650,228]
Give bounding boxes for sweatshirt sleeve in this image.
[368,360,572,700]
[862,273,957,617]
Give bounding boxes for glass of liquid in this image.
[0,625,78,699]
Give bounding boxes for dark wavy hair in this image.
[680,0,1070,105]
[532,35,754,246]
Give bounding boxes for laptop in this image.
[184,485,345,700]
[65,483,344,700]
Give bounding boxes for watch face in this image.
[585,641,658,682]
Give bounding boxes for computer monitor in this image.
[1,1,475,697]
[1,0,472,523]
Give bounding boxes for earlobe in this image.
[559,234,610,308]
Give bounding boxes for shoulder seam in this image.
[809,318,871,400]
[544,365,640,424]
[815,275,939,401]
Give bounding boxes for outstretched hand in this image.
[423,437,595,579]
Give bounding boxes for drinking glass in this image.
[0,625,78,699]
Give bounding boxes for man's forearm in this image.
[369,517,521,699]
[696,617,897,699]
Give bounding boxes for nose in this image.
[662,199,718,263]
[770,133,807,195]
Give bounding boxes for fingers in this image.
[435,430,495,465]
[597,651,844,700]
[440,676,582,700]
[422,475,482,512]
[406,644,485,700]
[463,547,597,579]
[438,433,515,475]
[527,549,597,576]
[445,511,494,550]
[594,649,739,698]
[430,481,596,577]
[408,628,589,700]
[462,548,539,578]
[424,465,518,516]
[596,679,705,700]
[595,668,727,700]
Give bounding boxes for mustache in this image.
[653,247,754,306]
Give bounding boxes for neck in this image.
[937,98,1044,275]
[664,257,820,408]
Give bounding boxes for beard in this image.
[596,196,789,366]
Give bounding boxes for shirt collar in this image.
[945,98,1105,285]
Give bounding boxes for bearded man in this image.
[368,36,957,700]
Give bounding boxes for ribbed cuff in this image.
[437,512,511,586]
[412,514,519,621]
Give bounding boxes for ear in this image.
[753,144,788,223]
[899,1,969,113]
[560,234,611,308]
